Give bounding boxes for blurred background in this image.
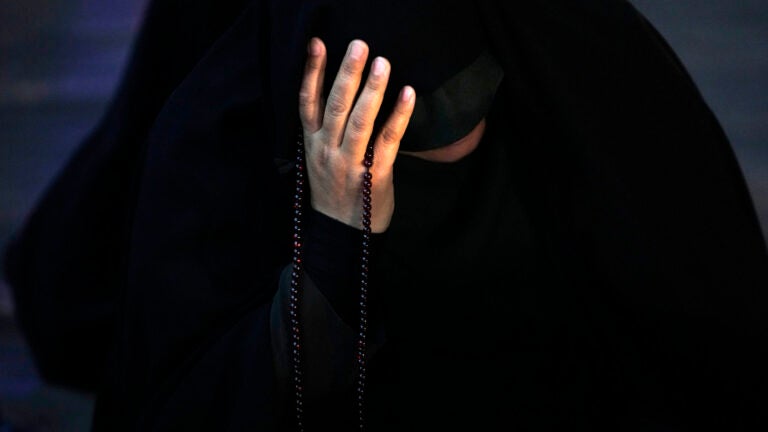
[0,0,766,430]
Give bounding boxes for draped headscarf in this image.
[5,0,767,430]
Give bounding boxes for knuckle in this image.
[306,58,322,72]
[298,91,314,108]
[326,94,347,117]
[394,102,411,116]
[348,114,369,136]
[365,76,384,92]
[380,126,400,144]
[341,59,362,76]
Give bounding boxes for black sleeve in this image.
[301,208,382,326]
[270,208,385,413]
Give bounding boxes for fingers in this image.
[322,40,369,144]
[342,56,390,160]
[299,38,326,133]
[300,38,414,169]
[375,86,416,168]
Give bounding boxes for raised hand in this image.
[299,38,415,233]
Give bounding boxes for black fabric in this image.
[271,266,366,431]
[407,51,505,151]
[2,0,767,430]
[2,0,254,392]
[268,0,491,154]
[303,208,384,327]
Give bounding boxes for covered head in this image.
[3,0,767,430]
[268,0,503,153]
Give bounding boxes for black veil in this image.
[4,0,767,430]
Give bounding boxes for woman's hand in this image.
[299,38,415,233]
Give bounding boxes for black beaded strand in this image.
[291,132,374,432]
[290,132,306,432]
[356,140,375,430]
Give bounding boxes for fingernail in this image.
[402,86,414,102]
[372,57,386,76]
[349,41,364,60]
[309,38,322,56]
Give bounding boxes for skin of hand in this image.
[299,38,416,233]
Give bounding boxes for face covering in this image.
[267,0,503,154]
[6,1,766,430]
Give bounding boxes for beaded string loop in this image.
[290,132,374,431]
[356,140,375,430]
[290,132,307,432]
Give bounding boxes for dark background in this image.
[1,1,766,430]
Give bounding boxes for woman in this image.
[5,0,767,430]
